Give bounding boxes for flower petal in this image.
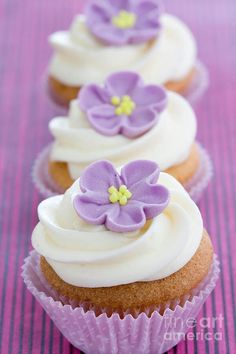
[105,72,142,97]
[74,194,119,225]
[90,22,131,45]
[134,0,162,21]
[74,159,169,233]
[85,1,130,45]
[85,0,161,46]
[128,27,159,44]
[79,85,110,111]
[121,107,158,138]
[106,201,146,232]
[135,15,160,31]
[85,1,114,25]
[79,160,122,193]
[87,105,123,136]
[121,160,160,188]
[109,0,132,10]
[130,184,170,218]
[132,85,167,112]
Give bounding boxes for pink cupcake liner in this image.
[40,71,68,116]
[182,60,209,106]
[22,251,219,354]
[32,143,213,202]
[32,144,64,197]
[185,144,213,202]
[44,60,208,112]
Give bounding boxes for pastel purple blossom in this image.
[79,71,167,138]
[85,0,162,46]
[73,160,169,233]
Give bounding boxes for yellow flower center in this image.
[108,185,132,206]
[112,10,136,29]
[111,95,136,116]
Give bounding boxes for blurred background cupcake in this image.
[47,0,206,106]
[34,72,212,200]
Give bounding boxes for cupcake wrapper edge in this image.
[183,60,209,105]
[22,251,219,354]
[184,143,213,202]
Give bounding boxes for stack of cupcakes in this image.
[23,1,218,353]
[47,0,208,106]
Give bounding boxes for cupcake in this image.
[46,72,207,193]
[26,160,219,353]
[48,0,198,106]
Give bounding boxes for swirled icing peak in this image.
[73,160,169,232]
[85,0,162,45]
[32,171,203,287]
[79,71,167,138]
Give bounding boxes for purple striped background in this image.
[0,0,235,353]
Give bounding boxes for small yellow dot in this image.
[119,195,128,206]
[123,95,130,102]
[117,191,123,199]
[111,96,120,106]
[120,20,127,28]
[108,186,117,194]
[121,100,129,107]
[123,106,132,115]
[115,107,123,115]
[109,193,119,203]
[124,190,132,199]
[119,185,127,193]
[127,14,136,27]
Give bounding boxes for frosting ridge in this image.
[48,14,197,86]
[49,91,196,179]
[32,172,203,287]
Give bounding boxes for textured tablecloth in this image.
[0,0,235,353]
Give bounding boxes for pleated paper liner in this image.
[22,251,219,354]
[182,61,209,106]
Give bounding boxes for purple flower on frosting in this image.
[85,0,162,45]
[73,160,169,233]
[79,71,167,138]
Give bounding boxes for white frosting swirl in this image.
[32,172,203,287]
[49,92,196,179]
[32,173,203,287]
[49,14,197,86]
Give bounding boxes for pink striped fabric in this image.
[0,0,235,353]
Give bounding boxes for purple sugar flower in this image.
[73,160,169,233]
[85,0,162,45]
[79,71,167,138]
